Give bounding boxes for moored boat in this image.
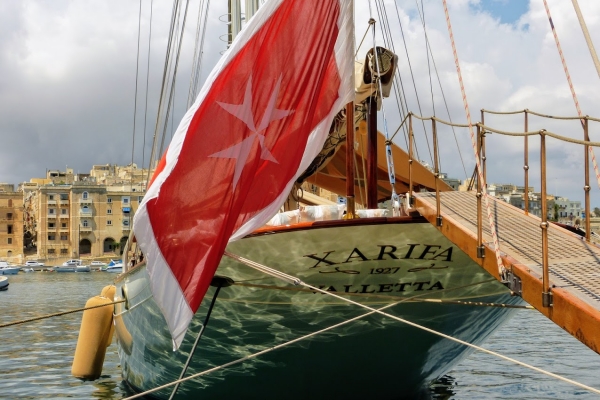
[110,1,523,398]
[115,215,519,398]
[0,262,20,275]
[0,276,8,290]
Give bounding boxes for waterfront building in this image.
[0,184,24,263]
[22,165,148,263]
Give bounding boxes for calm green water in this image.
[0,272,599,399]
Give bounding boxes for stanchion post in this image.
[524,110,529,215]
[432,119,442,226]
[540,131,552,307]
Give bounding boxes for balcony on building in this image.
[47,200,57,205]
[80,206,93,216]
[80,225,93,233]
[48,214,57,219]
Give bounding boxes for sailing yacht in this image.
[113,1,520,398]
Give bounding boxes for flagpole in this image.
[345,0,357,219]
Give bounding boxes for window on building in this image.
[61,208,68,215]
[60,193,68,200]
[138,196,143,202]
[48,235,55,240]
[107,220,112,226]
[61,222,67,228]
[49,195,55,200]
[48,249,56,254]
[82,220,89,227]
[82,192,89,200]
[7,225,12,234]
[48,222,55,228]
[6,213,12,220]
[123,220,130,226]
[107,198,112,203]
[60,249,68,255]
[49,208,55,214]
[60,235,68,241]
[107,209,112,214]
[123,198,129,204]
[7,238,12,245]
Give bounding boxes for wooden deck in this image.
[415,191,600,354]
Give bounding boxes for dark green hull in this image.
[115,219,521,399]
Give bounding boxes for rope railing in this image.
[482,108,600,123]
[403,109,599,307]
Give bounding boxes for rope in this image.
[572,0,600,79]
[368,6,399,206]
[542,0,600,190]
[0,299,124,329]
[229,253,600,396]
[122,299,410,400]
[442,0,505,278]
[483,108,600,122]
[414,0,468,179]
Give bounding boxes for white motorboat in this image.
[0,276,8,291]
[0,262,19,275]
[55,259,90,273]
[104,259,123,273]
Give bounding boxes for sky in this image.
[0,0,599,207]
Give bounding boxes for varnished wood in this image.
[415,190,600,355]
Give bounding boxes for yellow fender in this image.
[101,285,116,347]
[71,294,114,380]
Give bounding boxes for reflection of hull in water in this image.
[115,218,520,399]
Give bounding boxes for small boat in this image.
[22,268,35,273]
[90,261,107,271]
[104,260,123,273]
[0,262,19,275]
[0,276,8,291]
[55,259,89,273]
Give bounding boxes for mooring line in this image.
[0,299,124,329]
[227,252,600,396]
[122,299,407,400]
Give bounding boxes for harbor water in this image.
[1,271,599,399]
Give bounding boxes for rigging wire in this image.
[413,0,467,180]
[142,0,155,187]
[159,0,190,156]
[542,0,600,191]
[187,0,206,108]
[147,0,182,175]
[223,252,600,397]
[441,0,505,278]
[373,2,410,149]
[368,1,399,206]
[386,0,433,165]
[129,0,143,193]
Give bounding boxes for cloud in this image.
[0,0,598,206]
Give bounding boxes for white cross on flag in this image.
[133,0,354,349]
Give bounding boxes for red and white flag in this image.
[133,0,354,349]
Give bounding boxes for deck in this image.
[415,191,600,354]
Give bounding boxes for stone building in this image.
[0,184,24,263]
[22,166,148,264]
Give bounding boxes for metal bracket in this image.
[542,291,553,307]
[436,216,443,227]
[502,270,522,297]
[477,245,485,258]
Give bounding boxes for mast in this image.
[228,0,242,46]
[366,96,378,208]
